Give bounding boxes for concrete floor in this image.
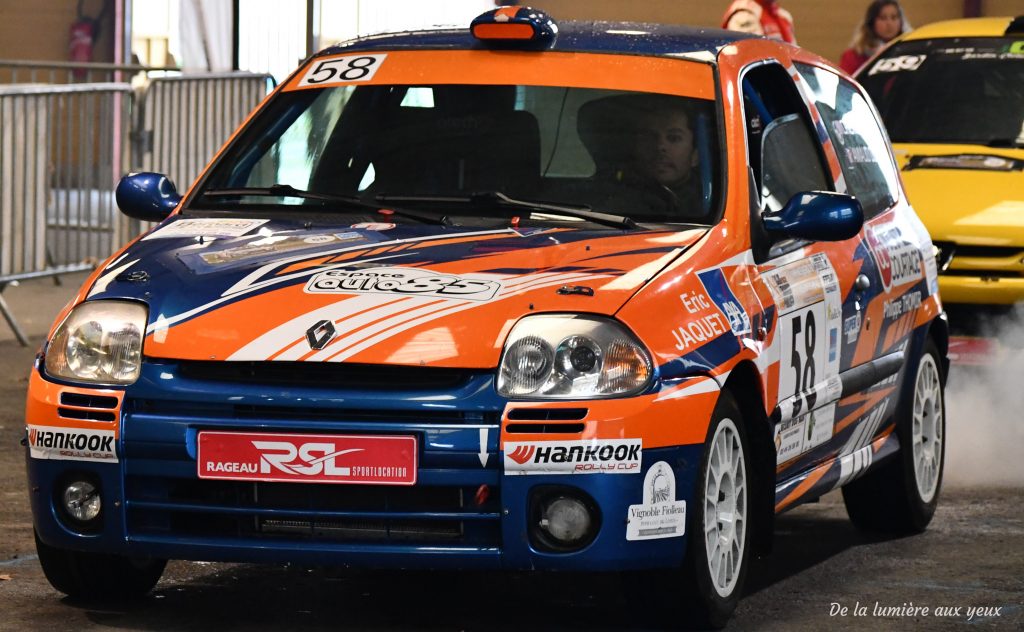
[0,273,1021,630]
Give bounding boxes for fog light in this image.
[540,496,592,544]
[62,480,101,523]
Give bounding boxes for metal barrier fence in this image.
[0,59,178,85]
[124,73,274,238]
[0,61,274,344]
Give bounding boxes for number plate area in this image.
[197,431,417,485]
[764,253,843,466]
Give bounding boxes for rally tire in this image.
[623,390,752,630]
[842,337,945,534]
[35,530,166,600]
[682,390,753,628]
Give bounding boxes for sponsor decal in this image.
[696,269,751,336]
[671,312,729,351]
[143,218,268,240]
[775,415,806,464]
[626,461,686,541]
[27,425,117,463]
[351,222,395,231]
[503,439,642,475]
[178,231,372,274]
[197,432,417,485]
[843,313,861,344]
[806,403,837,450]
[883,290,922,320]
[763,256,827,314]
[305,267,502,301]
[775,405,837,466]
[868,54,926,75]
[867,224,923,291]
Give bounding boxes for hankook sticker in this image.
[504,439,642,475]
[27,425,117,463]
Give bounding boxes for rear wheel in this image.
[842,338,945,534]
[35,530,166,600]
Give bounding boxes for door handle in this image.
[854,274,871,292]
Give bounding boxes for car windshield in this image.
[195,51,722,226]
[858,37,1024,146]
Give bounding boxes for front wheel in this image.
[842,337,946,534]
[624,391,752,630]
[685,391,752,627]
[35,530,166,600]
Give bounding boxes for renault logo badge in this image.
[306,319,336,350]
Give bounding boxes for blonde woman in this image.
[840,0,911,74]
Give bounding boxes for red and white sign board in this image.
[198,432,417,485]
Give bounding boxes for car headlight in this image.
[44,301,148,385]
[498,314,653,399]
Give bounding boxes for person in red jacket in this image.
[721,0,796,45]
[839,0,911,74]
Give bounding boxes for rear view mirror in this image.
[115,172,182,222]
[762,191,863,242]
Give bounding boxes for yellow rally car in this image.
[857,17,1024,305]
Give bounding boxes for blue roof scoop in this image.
[470,5,558,48]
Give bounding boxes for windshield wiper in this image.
[200,185,450,225]
[375,191,638,230]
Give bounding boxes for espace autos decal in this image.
[503,439,642,475]
[27,425,117,463]
[304,267,503,301]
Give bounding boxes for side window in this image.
[742,64,832,215]
[796,63,900,218]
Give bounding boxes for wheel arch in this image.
[721,360,775,556]
[928,312,950,384]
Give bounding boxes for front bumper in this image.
[26,361,716,572]
[938,275,1024,305]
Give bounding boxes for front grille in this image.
[175,360,479,390]
[944,244,1023,258]
[933,241,1024,278]
[129,398,498,425]
[943,269,1021,278]
[125,477,501,547]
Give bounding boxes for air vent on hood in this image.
[175,360,478,390]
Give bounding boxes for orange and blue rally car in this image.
[26,6,948,627]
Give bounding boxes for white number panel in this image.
[764,253,844,465]
[778,303,828,402]
[298,54,388,87]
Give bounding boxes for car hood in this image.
[87,217,705,367]
[894,143,1024,245]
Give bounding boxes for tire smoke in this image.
[943,306,1024,488]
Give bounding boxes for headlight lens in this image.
[498,315,652,398]
[45,301,148,385]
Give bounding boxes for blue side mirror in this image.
[762,191,863,242]
[115,172,182,222]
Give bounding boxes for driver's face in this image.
[636,110,698,186]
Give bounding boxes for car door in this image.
[741,61,887,478]
[795,63,937,473]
